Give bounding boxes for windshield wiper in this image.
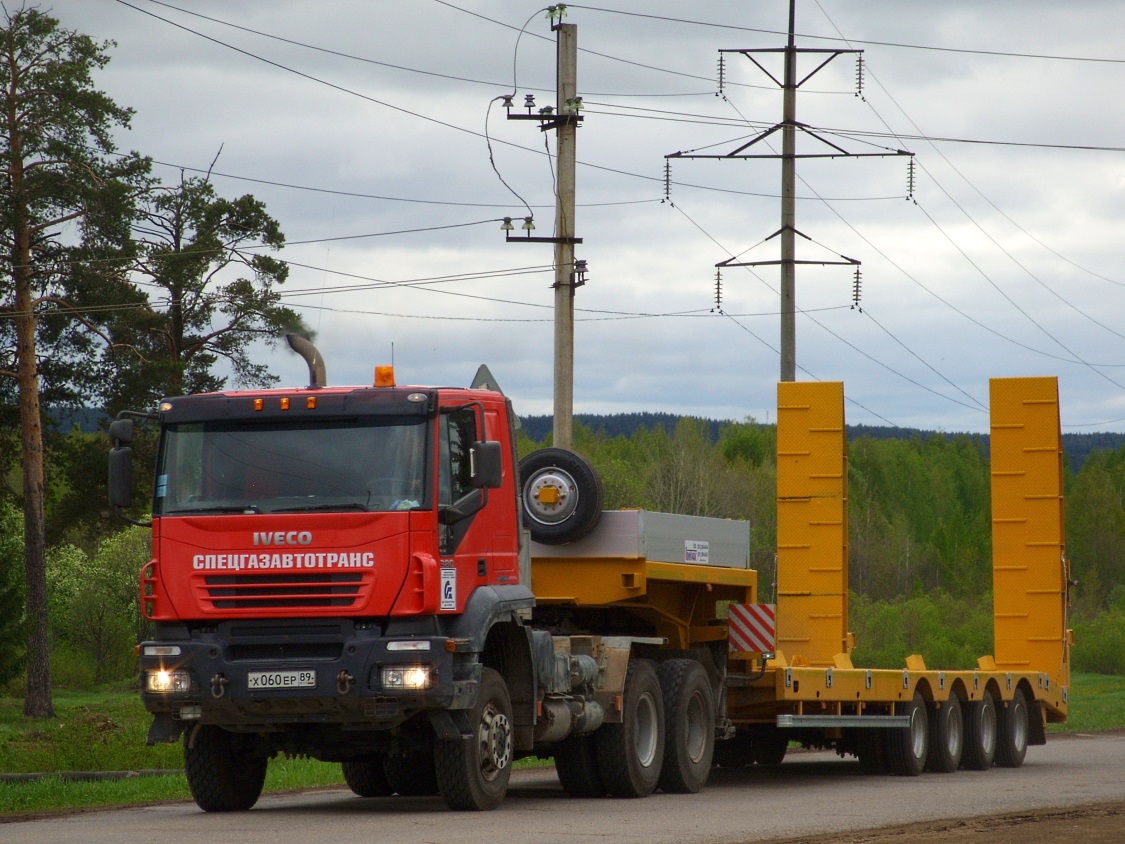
[164,504,261,515]
[268,502,369,514]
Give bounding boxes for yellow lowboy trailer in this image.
[732,377,1069,774]
[531,376,1069,779]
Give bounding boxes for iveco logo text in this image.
[253,531,313,546]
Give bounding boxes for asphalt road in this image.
[5,733,1123,844]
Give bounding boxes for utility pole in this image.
[553,23,578,449]
[503,9,584,450]
[666,0,910,382]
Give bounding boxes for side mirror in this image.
[470,441,503,489]
[109,418,134,447]
[108,446,134,509]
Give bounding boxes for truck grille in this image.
[203,572,364,610]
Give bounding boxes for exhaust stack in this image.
[285,334,327,389]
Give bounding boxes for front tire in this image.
[435,667,514,810]
[184,725,267,812]
[657,659,715,793]
[596,659,665,798]
[995,688,1030,768]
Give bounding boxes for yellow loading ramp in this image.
[728,378,1068,727]
[529,510,756,650]
[990,376,1070,721]
[774,381,849,667]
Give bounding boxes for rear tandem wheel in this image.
[595,659,665,798]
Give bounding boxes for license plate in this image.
[247,670,316,690]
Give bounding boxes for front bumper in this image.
[139,618,480,732]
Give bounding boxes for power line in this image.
[668,199,979,418]
[138,0,722,98]
[116,2,1123,227]
[567,4,1125,65]
[803,4,1125,387]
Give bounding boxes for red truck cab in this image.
[118,376,536,809]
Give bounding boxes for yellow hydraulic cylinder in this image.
[775,381,849,666]
[989,377,1070,692]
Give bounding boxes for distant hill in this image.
[519,414,1124,474]
[47,406,106,434]
[519,412,725,443]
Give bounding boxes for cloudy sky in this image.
[56,1,1125,433]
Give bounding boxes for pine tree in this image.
[0,7,149,716]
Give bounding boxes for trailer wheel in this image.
[961,689,998,770]
[385,751,439,796]
[596,659,665,798]
[183,725,267,812]
[856,728,888,775]
[657,660,715,793]
[435,667,513,810]
[925,692,964,773]
[995,687,1029,768]
[518,448,603,545]
[342,755,393,797]
[712,729,753,769]
[554,733,607,797]
[886,691,929,776]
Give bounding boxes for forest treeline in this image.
[518,417,1124,675]
[521,413,1125,474]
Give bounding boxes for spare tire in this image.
[518,448,603,545]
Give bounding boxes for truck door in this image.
[436,405,516,608]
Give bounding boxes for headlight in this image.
[381,665,432,690]
[146,669,192,694]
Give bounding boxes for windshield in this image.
[155,417,429,515]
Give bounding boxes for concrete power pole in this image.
[504,15,584,451]
[553,23,578,450]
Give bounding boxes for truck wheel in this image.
[342,755,393,797]
[995,688,1029,768]
[750,728,788,766]
[925,692,964,773]
[886,691,928,776]
[961,689,998,770]
[596,659,665,798]
[435,667,513,810]
[657,660,715,793]
[385,751,438,796]
[518,448,603,545]
[183,725,267,812]
[554,733,607,797]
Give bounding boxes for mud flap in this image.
[147,713,187,745]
